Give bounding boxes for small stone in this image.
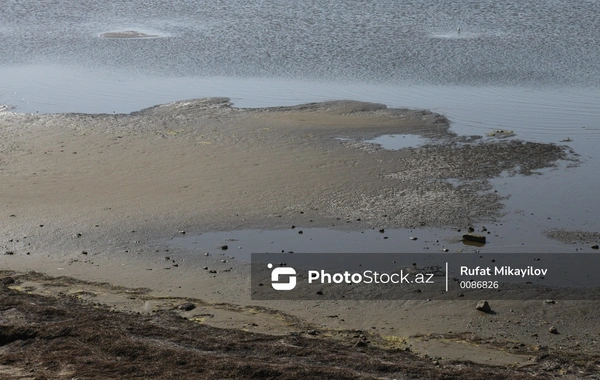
[178,230,186,234]
[592,245,599,250]
[307,329,317,335]
[81,251,88,255]
[463,233,486,244]
[548,326,558,334]
[298,230,303,234]
[476,300,492,313]
[5,251,14,255]
[442,248,449,252]
[379,229,385,233]
[544,299,556,304]
[1,277,15,285]
[316,290,324,295]
[203,267,208,270]
[220,245,228,250]
[178,302,196,311]
[409,236,417,240]
[209,270,217,274]
[290,225,296,229]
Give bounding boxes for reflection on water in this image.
[164,226,591,263]
[365,134,431,150]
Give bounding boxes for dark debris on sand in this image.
[0,283,589,379]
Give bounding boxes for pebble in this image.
[220,245,228,250]
[548,326,559,334]
[592,245,599,250]
[476,300,492,313]
[409,236,417,240]
[178,302,196,311]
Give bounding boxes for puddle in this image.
[161,225,590,263]
[364,134,431,150]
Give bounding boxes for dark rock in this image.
[379,229,384,233]
[548,326,558,334]
[592,245,599,250]
[476,300,492,313]
[316,290,324,295]
[81,251,88,255]
[5,251,14,255]
[178,302,196,311]
[220,245,228,250]
[298,230,303,234]
[463,233,486,244]
[544,299,556,304]
[1,277,15,285]
[355,339,368,347]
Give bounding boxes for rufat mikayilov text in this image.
[308,270,435,284]
[461,266,548,278]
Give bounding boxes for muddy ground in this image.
[0,99,596,378]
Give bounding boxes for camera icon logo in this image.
[268,263,297,291]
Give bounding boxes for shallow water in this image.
[1,0,599,246]
[164,225,594,264]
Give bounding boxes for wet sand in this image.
[1,99,597,378]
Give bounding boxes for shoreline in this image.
[1,98,597,376]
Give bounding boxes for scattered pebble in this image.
[178,302,196,311]
[476,300,492,313]
[463,233,486,244]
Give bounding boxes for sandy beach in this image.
[1,99,599,378]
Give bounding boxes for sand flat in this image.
[1,99,593,375]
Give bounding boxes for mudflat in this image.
[1,99,596,378]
